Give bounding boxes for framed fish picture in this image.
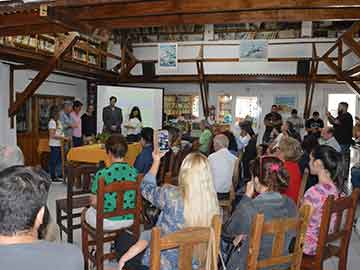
[158,43,178,71]
[239,40,268,62]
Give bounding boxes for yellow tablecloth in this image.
[67,143,142,166]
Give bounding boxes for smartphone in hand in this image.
[158,129,170,153]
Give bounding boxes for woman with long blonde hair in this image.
[115,150,219,270]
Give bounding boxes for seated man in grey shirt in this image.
[319,126,341,152]
[0,166,83,270]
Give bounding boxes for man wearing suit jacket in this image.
[102,96,123,134]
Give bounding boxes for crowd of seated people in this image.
[1,101,359,270]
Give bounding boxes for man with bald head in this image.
[208,134,237,200]
[319,127,341,152]
[0,145,24,171]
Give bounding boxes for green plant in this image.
[95,132,111,143]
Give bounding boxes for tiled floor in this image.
[47,183,360,270]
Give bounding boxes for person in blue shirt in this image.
[134,127,154,174]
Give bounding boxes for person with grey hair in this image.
[208,134,237,200]
[0,145,24,171]
[60,100,77,139]
[199,119,212,155]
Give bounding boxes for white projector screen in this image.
[97,85,163,133]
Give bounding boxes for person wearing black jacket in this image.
[240,122,257,183]
[326,102,353,180]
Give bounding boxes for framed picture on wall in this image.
[274,95,297,117]
[239,40,268,62]
[158,43,178,71]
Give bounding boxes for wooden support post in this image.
[8,32,79,117]
[323,57,360,95]
[196,60,209,118]
[342,34,360,59]
[338,40,343,72]
[196,61,207,118]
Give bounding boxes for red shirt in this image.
[282,161,302,203]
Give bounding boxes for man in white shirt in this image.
[208,134,237,200]
[319,126,341,152]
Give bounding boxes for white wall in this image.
[14,70,87,105]
[106,38,359,76]
[0,63,16,146]
[0,64,87,146]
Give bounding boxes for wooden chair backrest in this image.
[312,188,360,265]
[67,163,98,196]
[297,168,309,208]
[96,174,144,238]
[247,205,311,270]
[150,215,222,270]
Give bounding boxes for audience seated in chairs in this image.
[0,166,83,270]
[222,156,297,270]
[115,148,220,270]
[86,134,138,231]
[208,134,237,200]
[301,145,344,256]
[274,136,303,204]
[0,145,24,171]
[270,121,301,151]
[134,127,154,174]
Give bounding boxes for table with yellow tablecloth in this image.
[67,143,142,167]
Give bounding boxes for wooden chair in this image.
[301,189,360,270]
[247,205,311,270]
[297,168,309,208]
[219,158,240,216]
[163,145,192,186]
[150,215,222,270]
[81,175,143,270]
[56,163,97,243]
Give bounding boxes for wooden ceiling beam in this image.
[92,8,360,29]
[8,32,79,117]
[0,11,45,28]
[115,74,358,84]
[66,0,360,21]
[50,0,142,8]
[0,23,68,36]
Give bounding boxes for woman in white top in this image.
[48,105,68,182]
[125,106,143,142]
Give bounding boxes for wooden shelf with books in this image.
[164,95,194,117]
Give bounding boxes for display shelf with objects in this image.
[164,95,194,117]
[0,34,106,67]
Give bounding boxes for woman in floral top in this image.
[115,149,219,270]
[302,145,343,255]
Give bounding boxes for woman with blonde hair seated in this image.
[115,146,220,270]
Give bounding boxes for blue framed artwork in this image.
[239,40,268,62]
[274,95,297,114]
[158,43,178,71]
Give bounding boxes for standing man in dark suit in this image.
[102,96,123,134]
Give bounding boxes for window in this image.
[328,94,356,120]
[235,96,259,129]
